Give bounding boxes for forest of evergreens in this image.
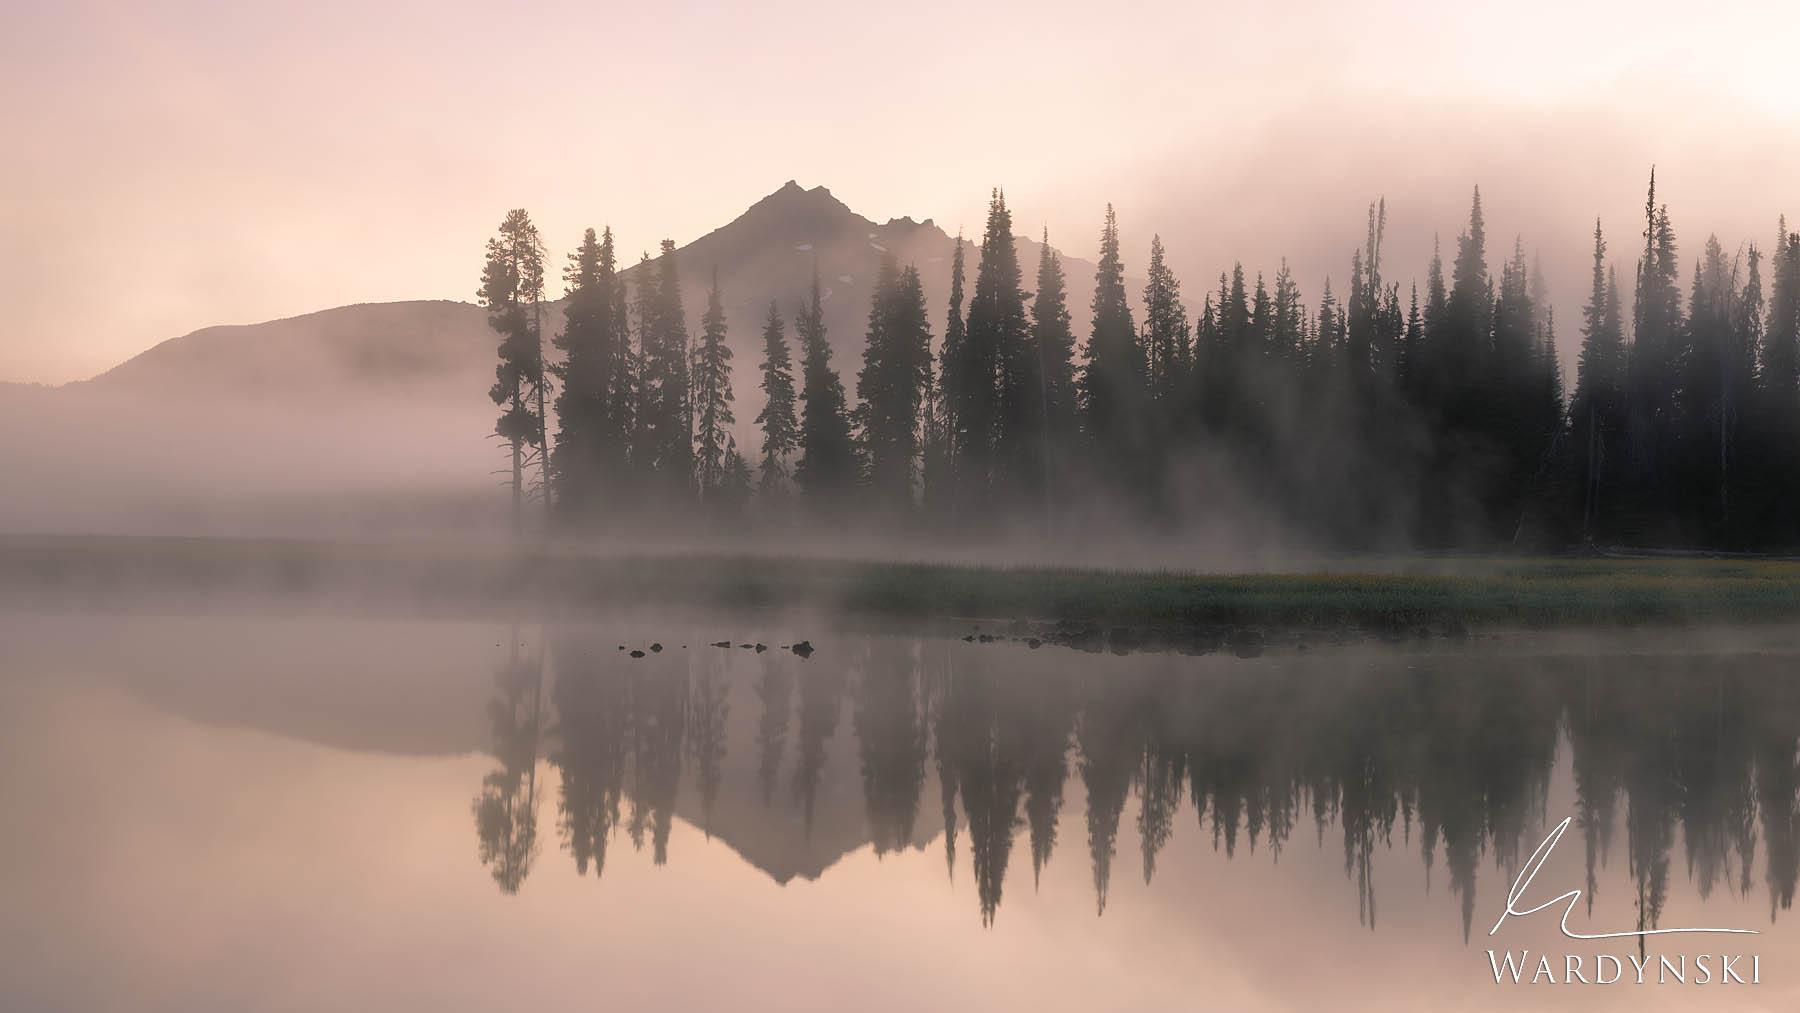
[479,172,1800,551]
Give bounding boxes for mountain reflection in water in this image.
[469,624,1800,939]
[7,610,1800,1012]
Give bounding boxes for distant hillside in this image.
[80,181,1119,415]
[21,612,938,885]
[85,299,495,398]
[5,182,1136,535]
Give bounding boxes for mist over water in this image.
[0,381,1326,568]
[4,601,1799,1011]
[8,7,1800,1013]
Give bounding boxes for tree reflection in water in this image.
[471,624,545,894]
[477,631,1800,937]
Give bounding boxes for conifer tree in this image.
[628,253,657,484]
[692,269,734,498]
[1605,272,1626,402]
[605,234,637,470]
[638,240,693,501]
[1206,264,1255,438]
[919,356,947,513]
[479,209,549,531]
[1520,305,1569,543]
[930,234,969,512]
[1243,268,1288,484]
[895,262,936,482]
[1571,221,1628,541]
[1763,228,1800,418]
[1494,241,1538,391]
[1424,237,1448,335]
[1031,232,1078,507]
[1249,273,1273,358]
[1413,188,1505,541]
[1346,200,1388,382]
[1222,264,1252,354]
[1759,228,1800,539]
[1738,244,1765,391]
[1311,279,1342,362]
[1529,253,1553,336]
[1445,187,1492,392]
[1190,292,1218,414]
[964,191,1036,503]
[1078,204,1143,471]
[1193,294,1218,360]
[1271,260,1304,362]
[1378,283,1405,383]
[986,192,1044,500]
[552,226,629,521]
[1626,169,1685,519]
[856,256,934,508]
[1413,237,1449,409]
[946,218,996,499]
[1493,239,1535,369]
[794,266,858,506]
[1399,283,1423,392]
[1539,309,1566,421]
[1736,243,1765,494]
[1141,235,1190,407]
[754,301,799,494]
[1484,236,1553,537]
[547,226,612,518]
[1682,234,1752,535]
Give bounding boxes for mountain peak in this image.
[757,179,839,206]
[710,181,865,248]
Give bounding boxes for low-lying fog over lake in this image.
[10,1,1800,1009]
[5,602,1799,1011]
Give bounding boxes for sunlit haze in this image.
[9,9,1800,1008]
[5,0,1798,382]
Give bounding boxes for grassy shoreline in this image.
[4,533,1800,629]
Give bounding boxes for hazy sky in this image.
[5,0,1798,383]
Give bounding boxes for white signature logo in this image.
[1489,816,1758,940]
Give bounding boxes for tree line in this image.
[479,171,1800,549]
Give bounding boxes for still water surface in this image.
[3,609,1798,1011]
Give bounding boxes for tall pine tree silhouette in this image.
[692,269,734,499]
[966,191,1035,505]
[856,255,934,511]
[794,265,857,508]
[934,233,970,516]
[638,240,694,502]
[1760,225,1800,541]
[1571,220,1628,543]
[1032,231,1078,523]
[1078,205,1144,488]
[552,226,630,521]
[754,301,799,495]
[1625,169,1685,534]
[479,209,549,531]
[1142,235,1190,412]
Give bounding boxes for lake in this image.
[3,607,1797,1010]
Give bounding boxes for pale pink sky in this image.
[4,0,1798,383]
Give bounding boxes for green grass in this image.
[5,533,1800,629]
[619,554,1800,628]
